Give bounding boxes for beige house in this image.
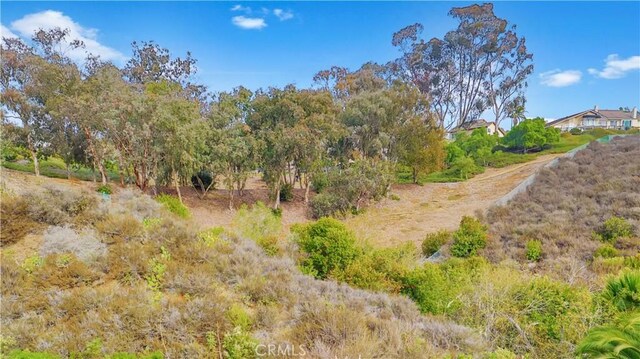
[448,119,506,140]
[547,106,639,131]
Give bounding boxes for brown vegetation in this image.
[486,136,640,275]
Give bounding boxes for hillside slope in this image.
[0,172,482,358]
[485,136,640,272]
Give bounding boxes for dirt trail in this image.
[2,153,562,249]
[344,154,562,247]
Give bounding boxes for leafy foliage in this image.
[525,240,543,262]
[450,216,488,258]
[422,230,451,257]
[292,218,361,279]
[594,216,634,244]
[502,118,560,152]
[155,194,190,218]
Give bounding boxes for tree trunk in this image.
[98,162,108,185]
[30,149,40,177]
[304,180,311,204]
[173,167,182,203]
[274,175,281,210]
[412,168,418,184]
[228,188,234,210]
[66,163,71,180]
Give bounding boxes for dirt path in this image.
[344,154,562,247]
[3,153,562,249]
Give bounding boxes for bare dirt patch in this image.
[344,154,563,247]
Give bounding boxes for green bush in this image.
[233,202,281,242]
[311,171,329,193]
[191,170,214,191]
[96,184,112,195]
[569,127,583,135]
[401,257,488,315]
[508,277,592,356]
[501,118,560,153]
[226,304,253,331]
[198,227,224,246]
[222,327,258,359]
[155,194,190,218]
[309,193,349,219]
[594,244,619,259]
[279,183,293,202]
[332,243,415,293]
[525,240,543,262]
[292,217,361,279]
[593,216,634,243]
[422,231,450,257]
[450,216,488,258]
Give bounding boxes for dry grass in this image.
[0,172,483,357]
[486,136,640,275]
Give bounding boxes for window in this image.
[623,120,632,129]
[610,120,617,127]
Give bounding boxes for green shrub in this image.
[279,183,294,202]
[292,217,360,279]
[226,304,252,331]
[233,202,281,242]
[525,240,543,262]
[569,127,583,135]
[594,244,619,259]
[593,216,634,243]
[96,184,112,195]
[222,327,258,359]
[401,257,488,315]
[198,227,224,246]
[422,231,450,257]
[155,194,190,218]
[333,243,415,293]
[311,171,329,193]
[309,192,349,219]
[191,170,214,191]
[256,236,280,256]
[501,118,560,152]
[450,216,488,258]
[603,271,640,312]
[508,277,592,355]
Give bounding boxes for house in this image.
[447,119,506,140]
[546,106,639,131]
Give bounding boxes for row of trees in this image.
[1,4,533,212]
[1,29,445,212]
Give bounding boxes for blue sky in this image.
[2,1,639,121]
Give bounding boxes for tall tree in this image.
[392,4,533,129]
[1,29,83,176]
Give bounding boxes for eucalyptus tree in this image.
[207,86,257,208]
[0,28,83,176]
[391,4,533,129]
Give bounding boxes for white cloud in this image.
[587,54,640,79]
[10,10,125,63]
[1,24,19,40]
[539,69,582,87]
[273,9,294,21]
[231,4,251,13]
[231,16,267,30]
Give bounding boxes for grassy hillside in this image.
[485,136,640,275]
[0,181,481,358]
